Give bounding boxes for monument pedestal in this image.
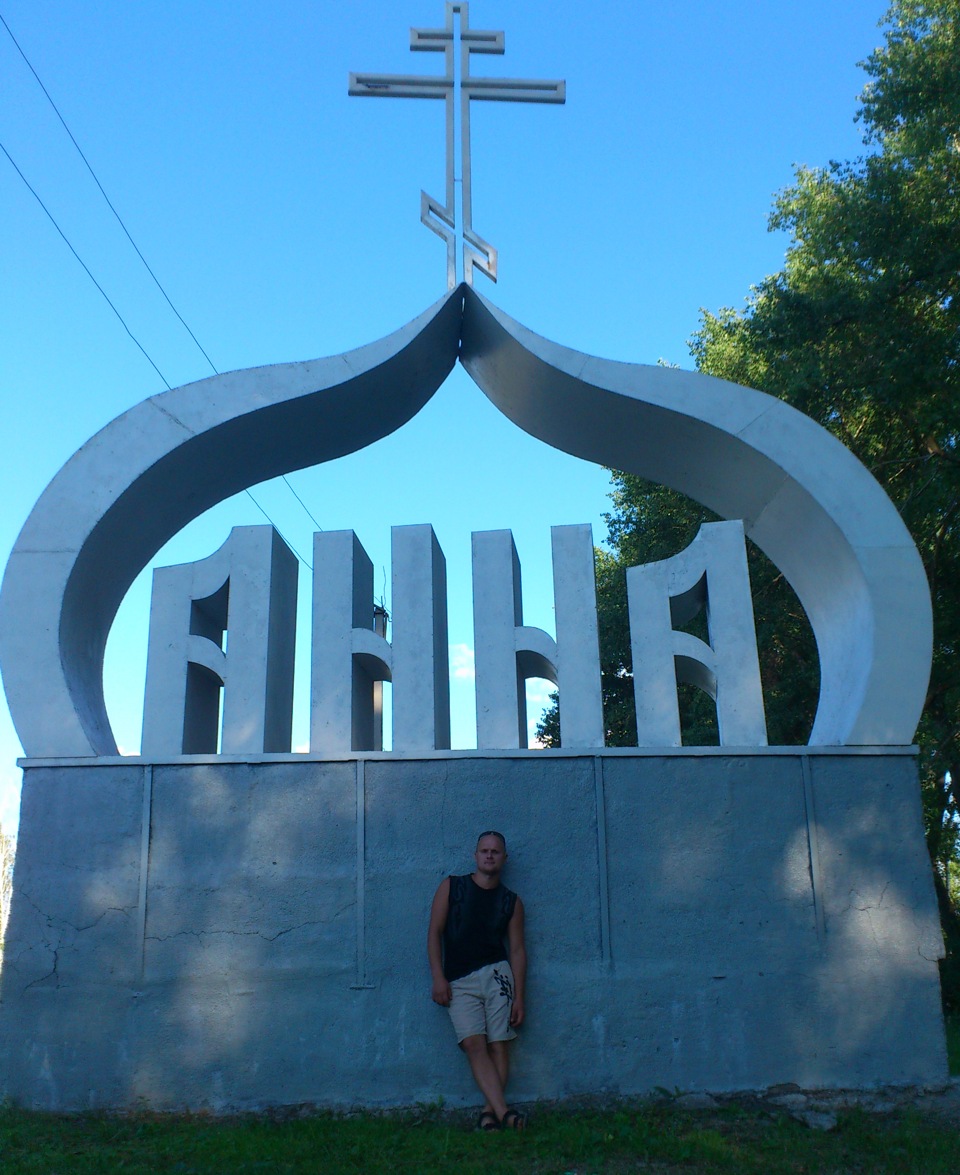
[0,748,946,1112]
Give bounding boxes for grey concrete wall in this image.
[0,751,947,1112]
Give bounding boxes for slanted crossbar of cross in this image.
[350,1,565,288]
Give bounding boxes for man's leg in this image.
[489,1039,510,1087]
[484,1039,510,1112]
[459,1034,508,1120]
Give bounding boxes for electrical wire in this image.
[242,492,311,569]
[2,137,314,567]
[1,11,325,560]
[0,10,218,375]
[0,137,172,389]
[282,477,324,534]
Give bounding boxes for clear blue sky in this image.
[0,0,890,832]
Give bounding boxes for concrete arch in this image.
[0,290,462,756]
[0,285,932,755]
[460,287,931,745]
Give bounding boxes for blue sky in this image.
[0,0,891,831]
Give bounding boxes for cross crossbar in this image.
[349,1,565,288]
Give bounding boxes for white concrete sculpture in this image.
[0,1,946,1116]
[459,289,931,746]
[311,530,388,755]
[472,525,603,749]
[0,286,932,755]
[141,525,298,755]
[0,291,461,757]
[627,521,767,747]
[311,525,450,754]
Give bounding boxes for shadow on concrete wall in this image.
[0,752,947,1110]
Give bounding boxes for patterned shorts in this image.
[447,961,517,1044]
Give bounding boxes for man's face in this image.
[475,835,507,876]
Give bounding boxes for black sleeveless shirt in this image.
[442,873,518,983]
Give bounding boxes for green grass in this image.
[1,1100,958,1174]
[1,1017,956,1171]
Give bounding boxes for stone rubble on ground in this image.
[665,1077,960,1131]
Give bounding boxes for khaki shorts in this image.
[448,961,517,1044]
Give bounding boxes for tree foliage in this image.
[693,0,960,1003]
[539,0,960,1005]
[536,481,818,750]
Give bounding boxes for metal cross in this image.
[349,2,565,289]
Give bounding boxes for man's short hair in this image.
[476,830,506,851]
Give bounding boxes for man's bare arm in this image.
[507,896,526,1027]
[427,877,452,1006]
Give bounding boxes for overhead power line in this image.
[242,492,311,569]
[0,10,218,374]
[3,142,311,562]
[1,11,325,560]
[0,137,171,388]
[2,136,315,569]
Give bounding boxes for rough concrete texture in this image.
[0,751,946,1112]
[472,525,603,749]
[311,526,451,754]
[142,525,299,756]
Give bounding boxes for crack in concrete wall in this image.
[0,754,946,1111]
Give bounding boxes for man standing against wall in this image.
[427,830,527,1130]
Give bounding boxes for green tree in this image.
[540,0,960,1005]
[693,0,960,1004]
[537,482,818,749]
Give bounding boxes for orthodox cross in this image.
[349,2,565,289]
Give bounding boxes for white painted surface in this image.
[628,521,767,746]
[0,291,461,756]
[460,289,931,745]
[141,526,298,756]
[0,287,933,756]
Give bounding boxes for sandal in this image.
[476,1110,500,1132]
[499,1108,527,1131]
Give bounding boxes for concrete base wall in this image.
[0,750,947,1111]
